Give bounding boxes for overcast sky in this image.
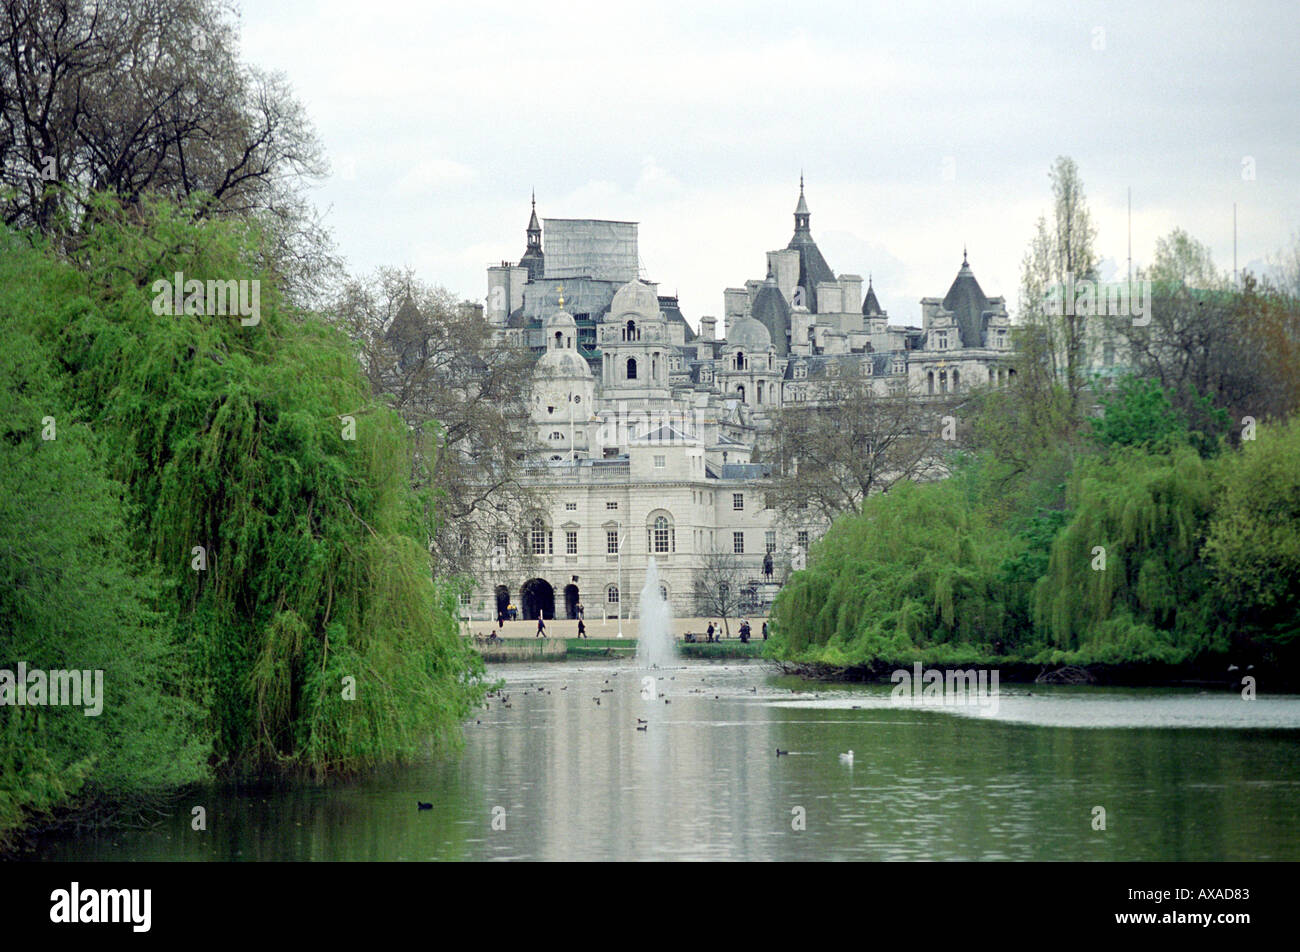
[241,0,1299,328]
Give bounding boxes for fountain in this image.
[636,557,676,668]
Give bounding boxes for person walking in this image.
[762,620,769,640]
[706,621,715,644]
[577,617,587,639]
[497,609,505,629]
[536,616,547,638]
[739,619,751,643]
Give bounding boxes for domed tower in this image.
[720,313,779,408]
[599,278,671,402]
[519,191,544,283]
[531,306,594,460]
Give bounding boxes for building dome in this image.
[534,347,592,378]
[545,309,577,330]
[609,279,660,320]
[726,315,772,351]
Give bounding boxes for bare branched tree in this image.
[759,364,952,526]
[1018,156,1098,413]
[692,548,749,638]
[330,266,542,579]
[0,0,335,302]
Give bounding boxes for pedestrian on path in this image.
[577,618,587,639]
[536,616,547,638]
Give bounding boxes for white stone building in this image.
[464,182,1015,623]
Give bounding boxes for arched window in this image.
[627,357,638,380]
[530,517,551,555]
[606,585,619,604]
[756,381,764,404]
[735,351,745,370]
[554,330,563,348]
[649,514,674,553]
[625,320,637,341]
[927,371,934,395]
[659,585,668,601]
[952,369,960,391]
[737,384,745,403]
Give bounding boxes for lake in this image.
[35,659,1300,861]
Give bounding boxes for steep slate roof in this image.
[751,268,792,355]
[786,180,837,314]
[862,277,883,316]
[942,250,991,348]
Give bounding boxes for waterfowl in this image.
[417,801,433,810]
[637,718,647,724]
[839,750,854,765]
[636,725,647,732]
[776,748,788,756]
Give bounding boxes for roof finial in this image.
[800,170,805,194]
[962,244,968,266]
[531,188,536,211]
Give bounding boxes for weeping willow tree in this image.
[0,233,207,850]
[1032,447,1219,664]
[769,472,1016,667]
[12,195,487,775]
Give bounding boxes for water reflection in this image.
[37,662,1300,861]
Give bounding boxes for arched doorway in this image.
[564,583,580,619]
[521,578,555,620]
[495,585,510,618]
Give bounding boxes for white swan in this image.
[839,750,854,765]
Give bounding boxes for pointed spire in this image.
[962,244,968,267]
[527,191,541,235]
[794,173,810,230]
[862,273,882,317]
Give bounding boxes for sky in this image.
[239,0,1300,329]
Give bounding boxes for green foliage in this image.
[1203,418,1300,651]
[0,196,488,845]
[1089,375,1190,451]
[770,473,1016,666]
[0,255,207,848]
[1089,374,1228,457]
[771,398,1294,671]
[1032,447,1219,663]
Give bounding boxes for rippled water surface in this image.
[38,661,1300,861]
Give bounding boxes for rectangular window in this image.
[607,530,619,554]
[733,493,744,511]
[606,501,618,510]
[495,532,508,549]
[797,530,809,549]
[654,455,666,469]
[733,532,744,554]
[566,531,577,555]
[765,530,776,554]
[565,502,577,511]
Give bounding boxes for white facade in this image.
[465,184,1015,622]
